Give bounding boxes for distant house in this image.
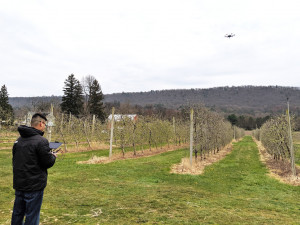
[108,114,138,122]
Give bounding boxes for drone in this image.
[225,33,235,38]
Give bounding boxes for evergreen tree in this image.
[60,74,84,117]
[0,85,9,109]
[227,114,238,125]
[0,85,14,124]
[89,79,106,122]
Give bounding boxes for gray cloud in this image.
[1,0,300,96]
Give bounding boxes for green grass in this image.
[0,136,299,224]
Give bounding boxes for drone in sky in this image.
[225,33,235,38]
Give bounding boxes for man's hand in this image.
[51,148,61,158]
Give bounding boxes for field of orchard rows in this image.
[0,105,299,224]
[14,107,244,158]
[1,104,297,168]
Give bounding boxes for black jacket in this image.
[12,125,56,191]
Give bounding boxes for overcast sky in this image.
[1,0,300,97]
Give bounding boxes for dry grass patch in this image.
[61,142,111,153]
[78,155,111,164]
[254,138,300,186]
[171,142,234,175]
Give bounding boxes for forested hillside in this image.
[104,86,300,116]
[9,86,300,116]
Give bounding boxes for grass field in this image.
[0,136,299,224]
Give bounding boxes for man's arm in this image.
[37,139,56,169]
[12,142,16,166]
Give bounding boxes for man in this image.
[11,113,57,225]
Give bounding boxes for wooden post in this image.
[61,113,64,129]
[190,108,194,166]
[83,120,91,149]
[287,98,296,176]
[109,107,115,159]
[173,117,176,145]
[68,112,72,132]
[60,113,68,152]
[48,104,54,142]
[92,114,96,136]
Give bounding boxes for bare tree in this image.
[81,75,96,115]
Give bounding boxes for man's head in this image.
[31,113,47,132]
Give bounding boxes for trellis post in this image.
[287,98,296,176]
[109,107,115,159]
[190,108,194,166]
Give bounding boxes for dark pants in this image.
[11,190,44,225]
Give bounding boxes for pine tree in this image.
[89,79,106,122]
[60,74,84,117]
[0,85,14,124]
[0,85,9,109]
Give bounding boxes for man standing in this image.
[11,113,57,225]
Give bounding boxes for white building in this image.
[108,114,138,122]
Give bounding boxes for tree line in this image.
[257,115,293,160]
[104,86,300,116]
[227,114,270,130]
[192,107,244,160]
[60,74,106,121]
[4,78,300,134]
[1,74,106,124]
[46,105,241,158]
[252,103,297,176]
